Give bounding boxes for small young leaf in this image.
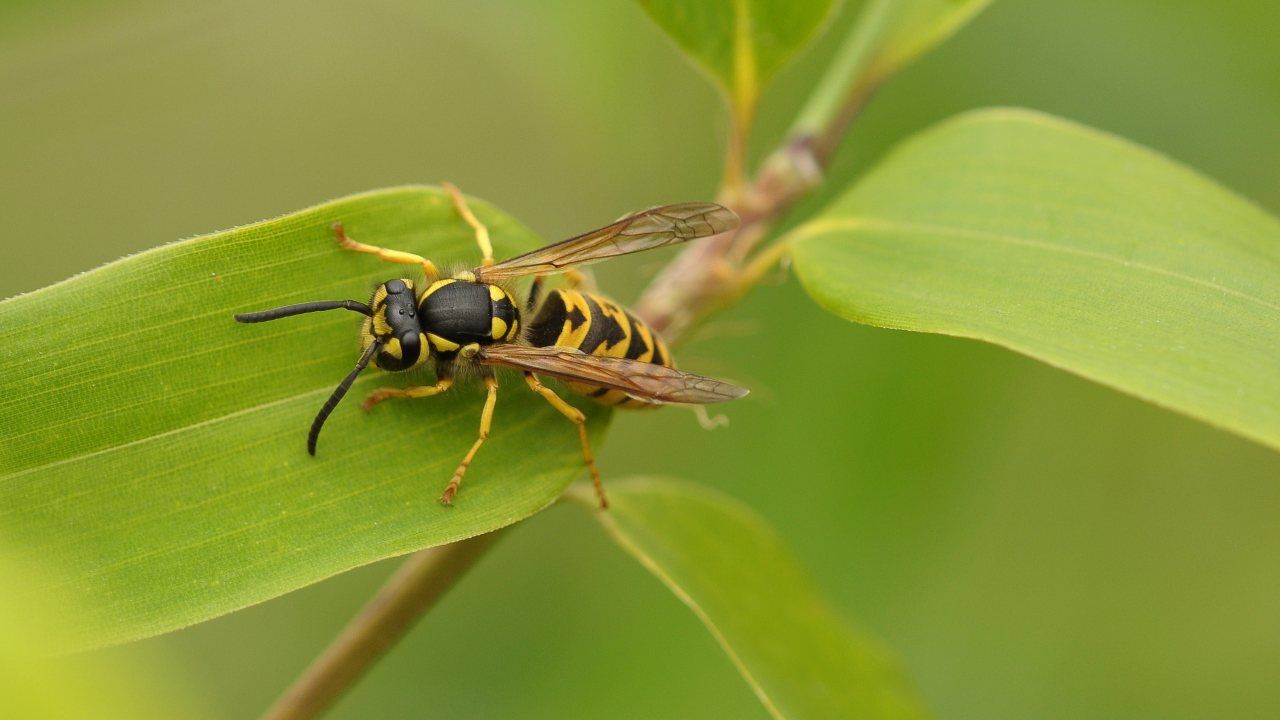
[0,187,607,651]
[637,0,837,120]
[790,109,1280,451]
[570,478,927,720]
[791,0,991,141]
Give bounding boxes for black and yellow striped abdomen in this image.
[525,288,672,409]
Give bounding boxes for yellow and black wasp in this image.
[235,185,746,508]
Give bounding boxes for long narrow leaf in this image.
[571,478,928,720]
[790,109,1280,451]
[0,187,608,651]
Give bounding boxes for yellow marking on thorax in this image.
[420,278,456,299]
[491,316,508,339]
[453,270,478,282]
[428,333,460,352]
[487,284,505,302]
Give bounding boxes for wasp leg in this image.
[442,182,494,267]
[523,372,607,509]
[527,275,546,312]
[563,268,592,290]
[526,269,592,313]
[441,374,499,505]
[332,222,439,277]
[359,376,454,412]
[691,404,729,430]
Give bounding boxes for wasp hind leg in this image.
[526,269,593,313]
[523,372,607,509]
[332,222,439,276]
[440,373,499,505]
[442,182,494,267]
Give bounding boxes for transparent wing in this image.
[474,202,738,282]
[477,344,748,405]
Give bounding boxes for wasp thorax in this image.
[364,278,429,371]
[416,278,522,356]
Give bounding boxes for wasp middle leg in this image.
[440,373,499,505]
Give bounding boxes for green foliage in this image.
[5,1,1276,718]
[791,0,992,137]
[571,478,928,720]
[0,553,209,719]
[636,0,837,119]
[790,108,1280,451]
[0,187,607,651]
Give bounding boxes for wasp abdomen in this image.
[526,288,671,408]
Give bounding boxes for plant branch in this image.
[635,5,891,342]
[259,530,506,720]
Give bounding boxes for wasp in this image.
[235,185,746,508]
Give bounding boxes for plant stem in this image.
[259,531,506,720]
[633,17,880,341]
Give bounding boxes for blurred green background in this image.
[3,0,1279,718]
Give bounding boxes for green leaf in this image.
[0,186,607,651]
[790,108,1280,451]
[637,0,837,120]
[569,478,927,720]
[791,0,992,141]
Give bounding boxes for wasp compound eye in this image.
[400,330,422,364]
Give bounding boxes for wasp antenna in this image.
[235,300,372,323]
[308,340,381,456]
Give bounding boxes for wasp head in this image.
[364,278,430,371]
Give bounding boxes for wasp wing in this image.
[477,344,748,405]
[474,202,738,282]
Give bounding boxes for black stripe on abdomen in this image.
[578,294,628,355]
[526,289,569,348]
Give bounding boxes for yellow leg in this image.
[440,375,499,505]
[361,377,454,412]
[563,268,592,290]
[332,222,439,276]
[691,404,728,430]
[442,182,494,267]
[523,373,607,509]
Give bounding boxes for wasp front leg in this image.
[361,372,454,411]
[332,222,440,277]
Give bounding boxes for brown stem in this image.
[634,135,824,339]
[259,531,506,720]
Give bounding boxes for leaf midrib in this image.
[792,217,1280,314]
